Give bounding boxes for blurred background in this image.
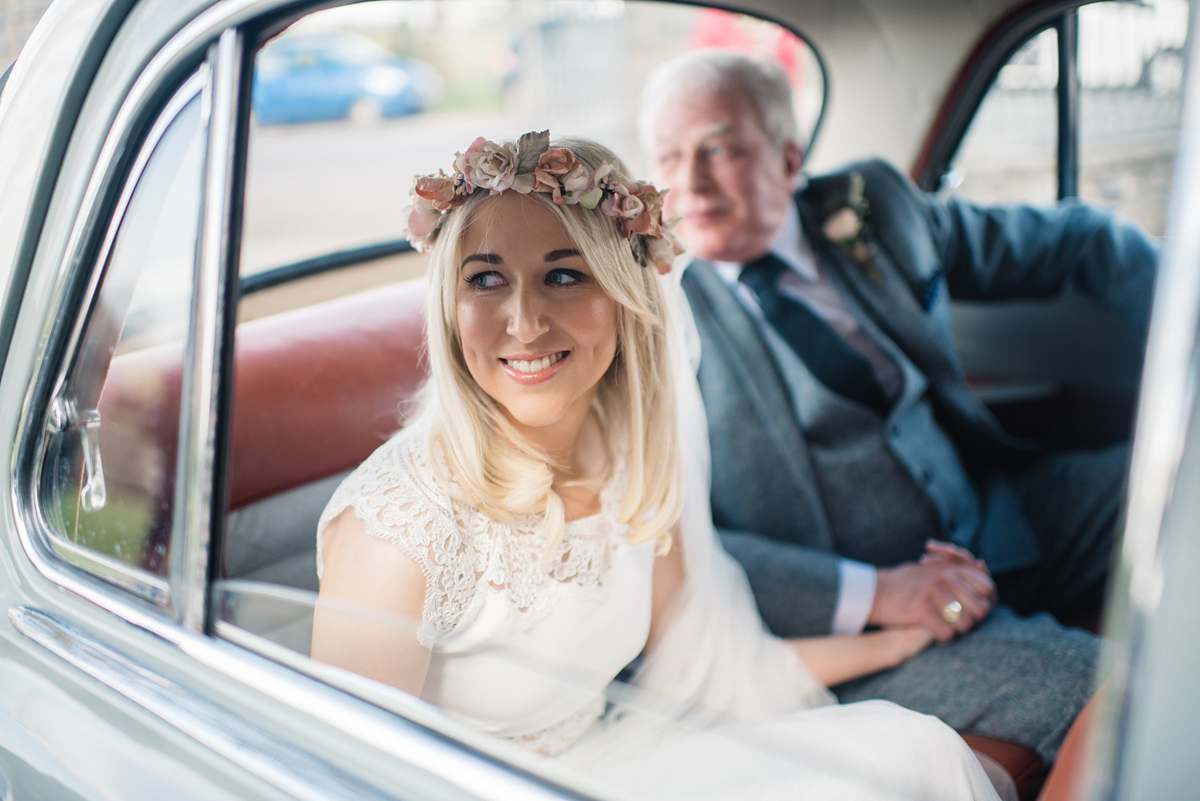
[0,0,51,66]
[238,2,822,275]
[5,0,1184,281]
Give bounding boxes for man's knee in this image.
[832,608,1098,762]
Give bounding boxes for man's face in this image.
[650,88,802,264]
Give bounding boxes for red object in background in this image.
[688,9,807,87]
[690,8,755,51]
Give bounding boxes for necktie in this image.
[739,253,889,413]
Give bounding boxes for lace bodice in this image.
[317,425,655,755]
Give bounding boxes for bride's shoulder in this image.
[344,422,447,500]
[317,423,459,553]
[317,422,481,641]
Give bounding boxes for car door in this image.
[1087,5,1200,799]
[0,1,610,799]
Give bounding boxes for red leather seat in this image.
[226,279,427,509]
[963,733,1048,801]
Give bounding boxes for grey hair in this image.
[639,49,799,153]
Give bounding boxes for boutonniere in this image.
[822,172,882,284]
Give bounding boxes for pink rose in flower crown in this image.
[632,185,666,237]
[574,162,616,209]
[602,184,653,238]
[534,148,576,192]
[403,194,442,251]
[536,149,593,204]
[413,170,460,212]
[454,137,521,194]
[555,162,593,204]
[645,228,685,275]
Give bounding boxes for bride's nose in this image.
[505,286,550,342]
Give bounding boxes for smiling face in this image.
[650,86,802,264]
[455,192,619,448]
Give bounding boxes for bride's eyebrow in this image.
[461,253,501,270]
[545,248,583,262]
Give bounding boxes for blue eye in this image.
[467,271,505,289]
[546,269,584,286]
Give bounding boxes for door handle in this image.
[47,396,107,512]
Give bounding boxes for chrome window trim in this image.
[194,618,596,801]
[171,28,241,632]
[9,606,400,801]
[44,535,172,601]
[13,591,595,801]
[18,68,208,608]
[7,570,593,801]
[8,0,299,616]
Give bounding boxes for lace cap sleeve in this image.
[316,427,479,646]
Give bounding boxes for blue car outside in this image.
[253,31,441,125]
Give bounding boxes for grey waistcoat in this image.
[758,275,983,565]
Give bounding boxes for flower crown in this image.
[403,130,684,273]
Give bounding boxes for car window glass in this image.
[219,0,823,786]
[213,580,910,797]
[952,27,1058,206]
[949,0,1187,236]
[1077,0,1187,235]
[36,86,205,594]
[239,0,823,281]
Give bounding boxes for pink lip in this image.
[500,351,570,385]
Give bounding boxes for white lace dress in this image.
[317,426,652,755]
[316,424,1001,801]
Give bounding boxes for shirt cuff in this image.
[831,559,877,635]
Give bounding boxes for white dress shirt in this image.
[712,206,888,635]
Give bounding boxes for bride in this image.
[310,131,1004,800]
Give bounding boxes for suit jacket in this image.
[681,158,1158,636]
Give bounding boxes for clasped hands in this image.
[869,540,997,647]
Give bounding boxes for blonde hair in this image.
[413,137,681,554]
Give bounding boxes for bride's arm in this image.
[311,510,431,696]
[647,524,933,689]
[787,628,934,687]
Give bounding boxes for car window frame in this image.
[236,1,828,287]
[31,68,209,606]
[914,0,1100,196]
[11,26,234,627]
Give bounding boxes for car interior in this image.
[20,0,1188,798]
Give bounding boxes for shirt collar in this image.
[712,204,818,285]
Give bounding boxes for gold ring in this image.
[942,600,963,624]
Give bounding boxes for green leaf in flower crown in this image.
[515,130,550,174]
[578,186,604,209]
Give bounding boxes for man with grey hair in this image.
[643,49,1157,763]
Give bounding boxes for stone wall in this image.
[1,0,54,69]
